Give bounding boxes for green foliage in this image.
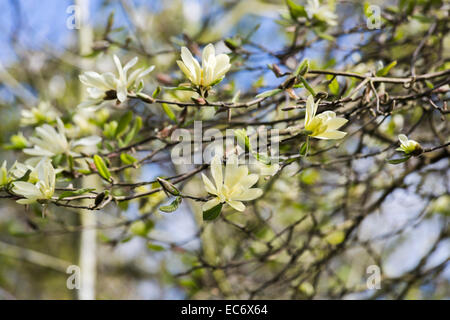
[93,155,111,181]
[203,203,223,221]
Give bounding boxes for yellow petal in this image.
[203,198,221,211]
[239,173,259,189]
[325,117,348,130]
[227,200,245,212]
[234,188,263,201]
[177,60,195,83]
[305,95,316,126]
[211,155,223,192]
[202,173,217,195]
[314,130,347,140]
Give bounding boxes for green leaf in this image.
[203,203,223,221]
[152,86,161,98]
[256,89,282,98]
[123,116,143,145]
[387,155,411,164]
[325,230,346,245]
[234,129,251,152]
[120,153,137,165]
[58,188,95,200]
[300,138,310,156]
[286,0,307,19]
[327,75,339,96]
[376,61,397,76]
[157,177,180,196]
[254,152,271,165]
[147,243,165,251]
[294,59,309,77]
[115,111,133,138]
[15,169,32,182]
[93,155,111,181]
[161,103,177,122]
[159,196,182,213]
[130,220,149,237]
[299,76,316,96]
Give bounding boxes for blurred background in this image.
[0,0,448,299]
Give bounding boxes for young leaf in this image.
[386,155,411,164]
[294,59,309,77]
[157,177,180,196]
[159,196,182,213]
[120,153,137,165]
[234,129,251,152]
[300,139,310,156]
[152,86,161,98]
[161,103,177,122]
[376,61,397,76]
[299,76,316,96]
[203,203,223,221]
[123,116,143,145]
[327,75,339,96]
[256,89,282,98]
[93,155,111,181]
[115,111,133,138]
[286,0,307,19]
[147,243,165,251]
[58,188,95,200]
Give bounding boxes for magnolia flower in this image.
[305,0,338,26]
[177,44,231,88]
[23,118,101,158]
[10,161,39,182]
[304,95,347,139]
[21,101,60,126]
[79,55,154,106]
[0,161,11,186]
[202,154,263,212]
[13,158,55,204]
[397,134,422,155]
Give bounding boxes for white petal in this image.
[202,173,217,195]
[203,198,221,211]
[177,60,196,83]
[202,44,216,68]
[305,95,316,126]
[113,55,125,81]
[227,200,245,212]
[214,54,231,79]
[398,134,408,146]
[210,155,223,192]
[181,47,201,84]
[239,173,259,189]
[325,117,348,130]
[123,57,138,75]
[314,130,347,140]
[72,136,101,147]
[234,188,263,201]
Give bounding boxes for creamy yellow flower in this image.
[397,134,421,154]
[177,44,231,87]
[23,118,101,158]
[304,95,347,140]
[202,154,263,212]
[79,55,154,106]
[13,158,55,204]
